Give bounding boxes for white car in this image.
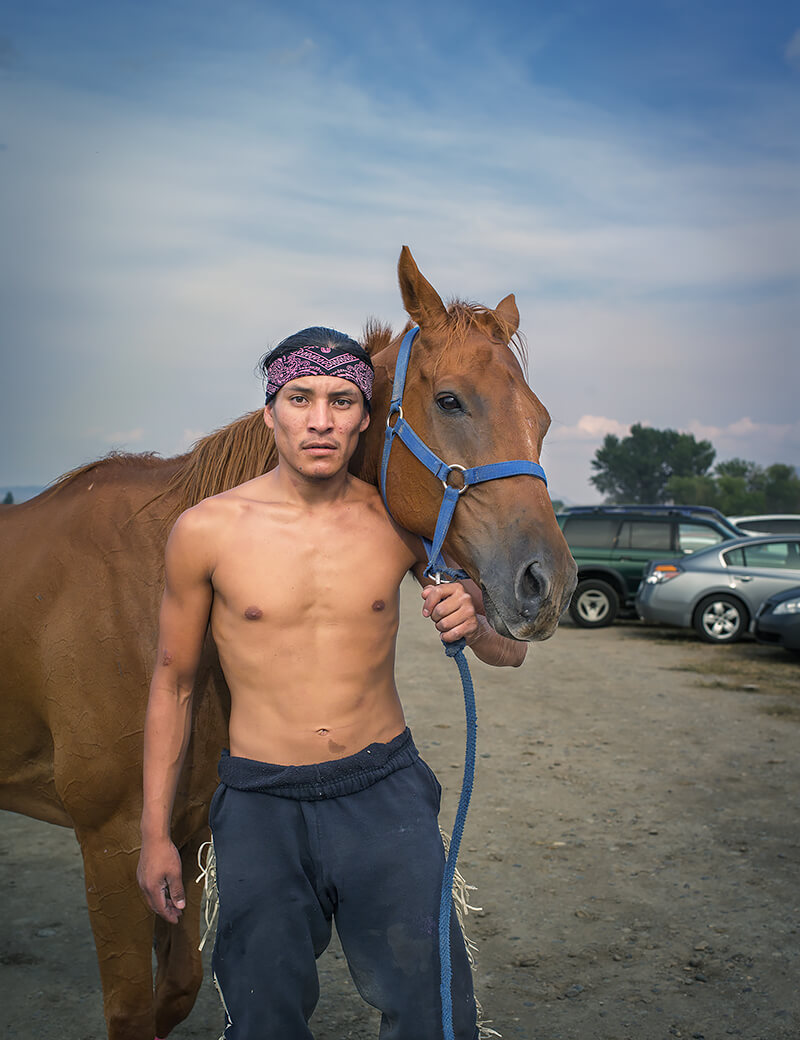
[728,514,800,536]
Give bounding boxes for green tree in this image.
[667,457,800,513]
[763,463,800,511]
[590,424,716,504]
[715,457,757,481]
[666,474,719,507]
[1,491,13,505]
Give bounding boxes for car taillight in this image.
[645,564,682,585]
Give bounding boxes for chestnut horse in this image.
[0,248,576,1039]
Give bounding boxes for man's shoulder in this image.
[170,479,266,541]
[345,478,426,564]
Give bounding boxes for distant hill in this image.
[0,485,46,505]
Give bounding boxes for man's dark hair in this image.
[259,327,374,411]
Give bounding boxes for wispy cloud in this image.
[687,417,800,458]
[785,29,800,71]
[550,415,632,441]
[272,38,316,65]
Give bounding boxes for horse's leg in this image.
[76,824,157,1040]
[153,830,208,1039]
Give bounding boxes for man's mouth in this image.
[303,443,337,452]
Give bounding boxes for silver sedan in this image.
[635,534,800,643]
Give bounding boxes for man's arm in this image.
[415,565,528,668]
[137,510,214,923]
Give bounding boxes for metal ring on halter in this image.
[442,464,469,494]
[386,405,404,430]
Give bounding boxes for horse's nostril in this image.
[518,562,546,608]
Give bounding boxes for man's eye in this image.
[436,393,462,412]
[335,399,353,407]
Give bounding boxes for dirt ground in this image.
[2,577,799,1040]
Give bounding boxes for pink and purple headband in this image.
[265,344,374,405]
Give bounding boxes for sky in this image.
[1,0,798,503]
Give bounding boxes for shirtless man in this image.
[137,328,526,1040]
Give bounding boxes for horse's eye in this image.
[436,393,462,413]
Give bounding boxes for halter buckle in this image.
[386,405,403,431]
[442,464,468,495]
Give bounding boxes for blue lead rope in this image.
[439,638,477,1040]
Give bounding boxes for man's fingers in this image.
[421,584,468,620]
[168,876,187,911]
[439,621,473,643]
[139,869,185,921]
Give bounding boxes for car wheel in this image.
[569,579,619,628]
[693,594,749,644]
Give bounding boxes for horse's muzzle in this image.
[481,553,577,642]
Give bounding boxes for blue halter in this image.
[378,325,548,1039]
[380,326,548,579]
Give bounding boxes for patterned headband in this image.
[265,344,374,403]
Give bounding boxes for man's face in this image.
[264,375,370,480]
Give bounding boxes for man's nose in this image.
[308,402,334,430]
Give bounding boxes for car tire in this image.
[569,579,619,628]
[693,594,749,644]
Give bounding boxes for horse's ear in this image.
[398,246,448,328]
[493,293,520,340]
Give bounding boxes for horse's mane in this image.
[35,414,276,523]
[161,410,277,518]
[35,302,526,525]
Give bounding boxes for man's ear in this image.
[264,404,275,430]
[359,406,371,434]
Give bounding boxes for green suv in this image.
[557,505,745,628]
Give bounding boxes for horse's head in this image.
[362,247,577,642]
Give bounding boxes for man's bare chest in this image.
[210,513,416,628]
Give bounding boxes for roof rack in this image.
[561,504,731,521]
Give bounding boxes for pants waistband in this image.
[217,727,419,800]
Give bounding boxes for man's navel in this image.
[244,605,263,621]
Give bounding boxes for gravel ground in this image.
[2,578,799,1039]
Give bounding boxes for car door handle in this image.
[732,575,754,582]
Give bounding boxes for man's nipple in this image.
[244,606,263,621]
[372,600,385,612]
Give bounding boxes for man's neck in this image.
[268,463,354,508]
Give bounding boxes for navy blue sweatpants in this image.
[209,728,477,1039]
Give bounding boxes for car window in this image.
[762,519,800,534]
[562,517,620,548]
[735,518,800,534]
[725,542,800,570]
[746,542,800,570]
[678,523,725,554]
[737,519,773,533]
[616,520,672,551]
